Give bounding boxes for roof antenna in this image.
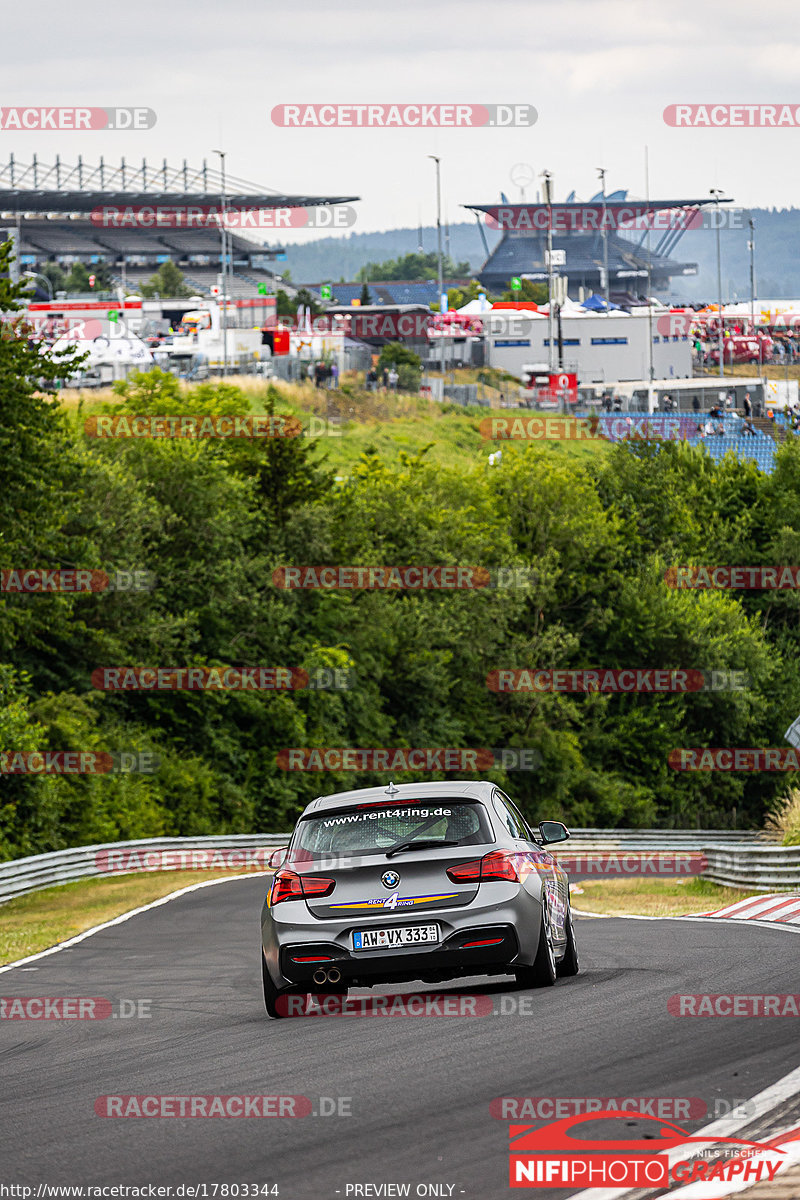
[385,781,398,796]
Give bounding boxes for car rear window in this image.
[290,801,493,860]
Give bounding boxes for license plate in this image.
[352,924,439,951]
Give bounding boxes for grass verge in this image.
[57,376,609,474]
[570,876,767,917]
[0,870,270,966]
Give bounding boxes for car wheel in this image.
[261,953,308,1019]
[515,902,557,988]
[556,909,580,977]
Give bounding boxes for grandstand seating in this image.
[691,434,777,471]
[573,410,781,473]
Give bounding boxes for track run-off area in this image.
[0,875,798,1200]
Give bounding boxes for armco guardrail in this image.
[701,844,800,892]
[0,834,290,905]
[0,829,792,905]
[562,829,774,851]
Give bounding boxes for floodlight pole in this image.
[597,167,610,314]
[542,170,555,372]
[213,149,228,378]
[748,216,756,335]
[428,155,445,371]
[645,146,654,411]
[428,156,444,309]
[711,188,725,378]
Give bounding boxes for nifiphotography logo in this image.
[507,1109,792,1188]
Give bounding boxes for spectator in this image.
[366,367,378,391]
[715,422,726,436]
[330,361,339,389]
[703,418,715,437]
[382,367,389,390]
[692,396,700,413]
[388,367,399,391]
[743,394,752,418]
[741,419,757,437]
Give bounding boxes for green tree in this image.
[500,278,548,303]
[140,260,193,299]
[447,279,495,310]
[275,289,295,319]
[64,262,92,293]
[359,282,372,305]
[37,261,67,296]
[357,252,471,283]
[88,261,113,292]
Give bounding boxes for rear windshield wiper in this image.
[385,838,463,859]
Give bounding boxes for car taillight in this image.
[270,871,335,905]
[447,851,520,884]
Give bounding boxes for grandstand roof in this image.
[464,198,731,218]
[464,193,731,293]
[0,157,358,213]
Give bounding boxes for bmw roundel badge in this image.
[381,870,400,889]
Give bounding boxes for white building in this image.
[482,309,692,384]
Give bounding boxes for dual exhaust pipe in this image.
[312,966,342,985]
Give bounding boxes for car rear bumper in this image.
[277,924,521,987]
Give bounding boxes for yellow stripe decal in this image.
[329,892,460,910]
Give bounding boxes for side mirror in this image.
[538,820,570,846]
[268,847,288,870]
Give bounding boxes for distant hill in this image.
[281,209,800,302]
[283,223,499,285]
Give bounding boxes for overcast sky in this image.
[3,0,798,245]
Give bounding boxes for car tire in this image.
[515,902,557,988]
[262,953,308,1019]
[556,909,580,977]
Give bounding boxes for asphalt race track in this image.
[1,875,797,1199]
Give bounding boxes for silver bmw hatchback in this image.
[260,779,578,1018]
